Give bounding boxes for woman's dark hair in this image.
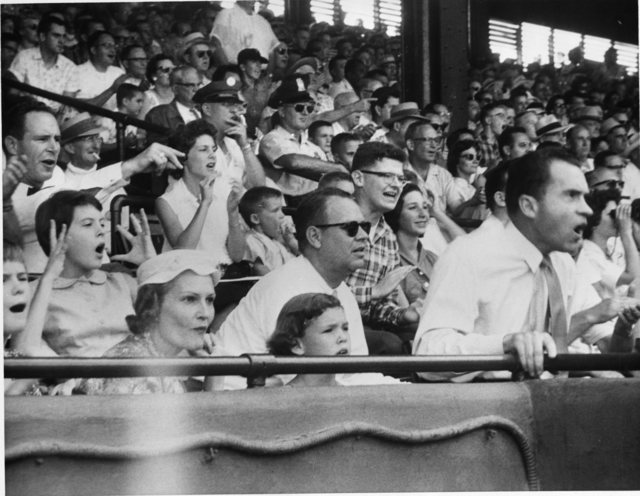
[35,190,102,256]
[146,53,174,83]
[583,188,621,239]
[167,120,217,178]
[384,182,423,233]
[267,293,343,356]
[446,139,477,177]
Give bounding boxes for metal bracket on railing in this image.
[242,354,279,388]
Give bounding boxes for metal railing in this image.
[2,77,171,162]
[5,353,640,381]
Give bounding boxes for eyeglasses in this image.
[157,66,175,74]
[591,179,625,190]
[314,220,371,237]
[411,137,442,147]
[292,103,315,114]
[275,47,288,55]
[460,153,478,161]
[360,170,407,186]
[195,50,213,58]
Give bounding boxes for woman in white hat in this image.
[80,250,224,395]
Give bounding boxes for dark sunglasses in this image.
[293,103,315,114]
[195,50,213,58]
[591,179,625,190]
[157,66,175,74]
[429,123,448,132]
[314,221,371,237]
[460,153,478,161]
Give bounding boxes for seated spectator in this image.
[331,133,361,170]
[535,114,573,146]
[1,33,19,73]
[79,250,224,395]
[414,148,640,381]
[4,234,65,396]
[33,190,155,357]
[121,44,149,89]
[327,55,354,98]
[445,139,488,220]
[259,76,344,198]
[145,65,202,145]
[267,293,348,387]
[368,86,400,141]
[75,30,129,112]
[239,186,297,275]
[498,126,532,161]
[378,102,428,150]
[566,124,593,172]
[578,189,640,299]
[317,171,355,195]
[307,120,334,160]
[9,15,79,112]
[216,189,373,389]
[156,120,245,265]
[102,84,146,150]
[237,48,270,138]
[384,183,438,307]
[476,160,510,233]
[139,54,176,119]
[347,141,419,337]
[182,32,212,87]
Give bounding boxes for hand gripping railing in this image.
[5,353,640,385]
[2,77,171,161]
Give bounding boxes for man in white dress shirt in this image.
[413,148,640,381]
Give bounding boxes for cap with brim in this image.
[382,102,430,129]
[60,112,103,144]
[137,250,221,287]
[238,48,268,65]
[193,76,243,104]
[535,115,573,138]
[601,117,625,136]
[268,76,313,107]
[286,56,319,77]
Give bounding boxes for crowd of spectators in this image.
[2,1,640,395]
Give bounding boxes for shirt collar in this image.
[52,270,107,289]
[66,162,98,175]
[503,220,543,272]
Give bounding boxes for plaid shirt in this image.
[476,131,501,170]
[345,216,405,327]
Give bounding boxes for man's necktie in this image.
[528,255,569,353]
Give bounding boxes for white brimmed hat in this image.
[137,250,221,287]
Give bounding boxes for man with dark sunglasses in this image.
[182,32,213,87]
[347,141,421,343]
[259,76,345,199]
[217,189,382,388]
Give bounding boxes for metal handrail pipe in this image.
[2,77,170,135]
[4,353,640,379]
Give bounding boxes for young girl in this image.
[33,190,155,358]
[268,293,350,387]
[4,223,67,395]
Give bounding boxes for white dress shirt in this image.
[413,221,612,381]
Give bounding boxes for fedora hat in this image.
[60,112,103,144]
[382,102,429,129]
[535,114,573,138]
[573,105,603,123]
